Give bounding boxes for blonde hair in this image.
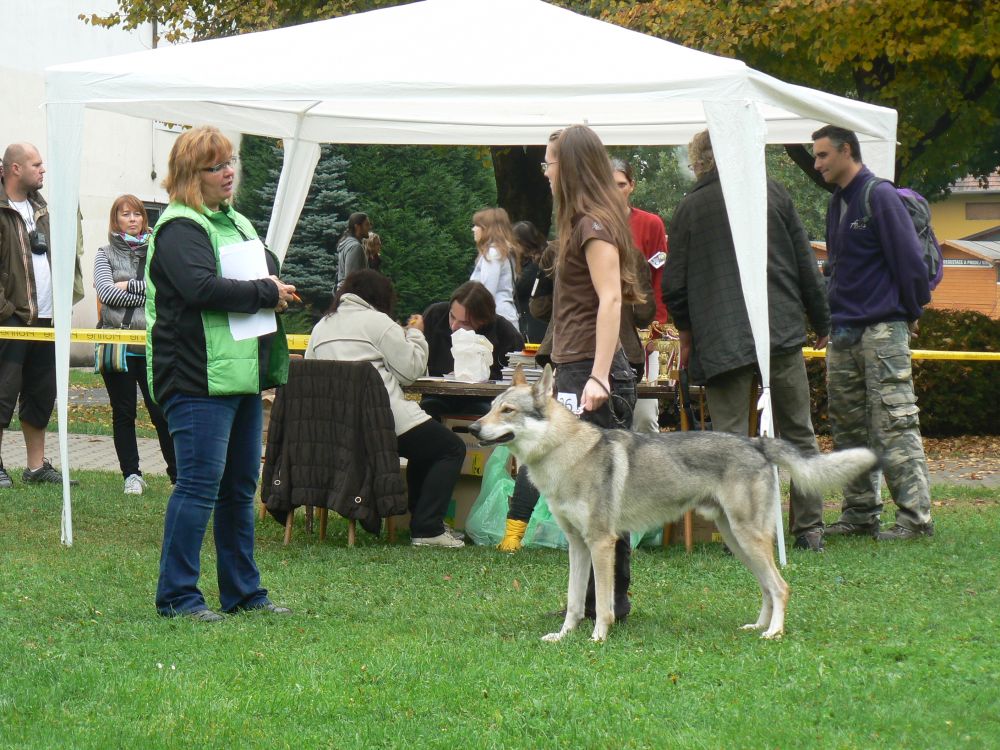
[108,194,149,237]
[547,125,641,303]
[688,130,716,178]
[472,207,520,267]
[163,126,233,210]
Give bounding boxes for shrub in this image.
[807,309,1000,436]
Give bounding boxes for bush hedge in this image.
[807,309,1000,437]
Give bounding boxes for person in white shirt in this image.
[469,207,520,328]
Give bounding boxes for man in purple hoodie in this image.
[811,125,934,541]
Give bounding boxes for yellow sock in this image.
[497,519,529,552]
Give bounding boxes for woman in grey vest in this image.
[93,195,176,493]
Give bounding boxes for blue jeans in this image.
[155,393,270,616]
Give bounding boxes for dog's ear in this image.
[533,364,554,407]
[512,363,527,386]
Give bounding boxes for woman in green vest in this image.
[146,126,296,622]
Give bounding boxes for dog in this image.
[469,365,878,643]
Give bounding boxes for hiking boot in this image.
[0,463,12,489]
[823,519,879,538]
[123,474,147,495]
[876,523,934,541]
[793,529,825,552]
[187,608,225,623]
[411,531,465,548]
[22,459,79,486]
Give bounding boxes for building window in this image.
[966,202,1000,220]
[144,201,167,227]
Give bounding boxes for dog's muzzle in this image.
[468,421,514,447]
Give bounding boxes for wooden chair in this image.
[260,359,407,546]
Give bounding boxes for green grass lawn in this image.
[2,475,997,749]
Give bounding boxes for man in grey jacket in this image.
[663,130,830,551]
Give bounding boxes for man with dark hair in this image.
[811,125,934,541]
[663,130,830,552]
[416,280,523,420]
[335,212,371,290]
[0,143,76,488]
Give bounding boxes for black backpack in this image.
[860,177,944,290]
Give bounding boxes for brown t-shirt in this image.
[551,213,617,364]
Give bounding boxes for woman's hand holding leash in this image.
[582,374,611,412]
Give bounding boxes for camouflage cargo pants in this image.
[826,321,932,529]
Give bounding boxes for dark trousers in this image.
[510,351,636,619]
[102,355,177,482]
[397,418,466,538]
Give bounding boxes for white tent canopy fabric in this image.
[44,0,898,549]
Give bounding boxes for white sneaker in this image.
[411,531,465,548]
[123,474,147,495]
[443,523,466,542]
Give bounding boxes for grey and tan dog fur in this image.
[469,365,879,643]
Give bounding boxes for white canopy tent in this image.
[44,0,898,549]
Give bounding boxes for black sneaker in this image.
[0,463,12,489]
[22,459,79,486]
[187,608,225,623]
[823,519,879,538]
[876,523,934,541]
[793,529,825,552]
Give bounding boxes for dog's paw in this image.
[541,631,566,643]
[739,623,764,632]
[589,629,608,643]
[761,627,784,640]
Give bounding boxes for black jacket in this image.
[422,301,524,380]
[663,169,830,383]
[262,359,406,534]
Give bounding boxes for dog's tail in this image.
[755,438,879,497]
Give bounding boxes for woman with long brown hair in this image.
[537,124,640,621]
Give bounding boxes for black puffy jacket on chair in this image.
[262,359,407,535]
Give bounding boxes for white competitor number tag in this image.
[648,251,667,269]
[557,391,582,415]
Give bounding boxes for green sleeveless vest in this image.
[146,202,288,397]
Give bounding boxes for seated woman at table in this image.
[306,270,466,548]
[413,280,523,420]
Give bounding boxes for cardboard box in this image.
[443,417,496,477]
[664,513,721,545]
[391,470,484,532]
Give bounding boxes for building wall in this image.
[2,1,241,362]
[810,244,999,319]
[930,193,1000,241]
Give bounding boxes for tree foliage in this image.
[80,0,412,43]
[591,0,1000,198]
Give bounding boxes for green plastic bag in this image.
[523,495,568,550]
[630,526,664,549]
[465,446,514,546]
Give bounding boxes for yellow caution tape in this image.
[2,328,998,360]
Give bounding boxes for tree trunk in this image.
[491,145,553,236]
[785,144,833,193]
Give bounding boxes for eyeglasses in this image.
[202,157,238,174]
[540,160,557,174]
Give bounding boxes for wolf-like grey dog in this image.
[469,365,879,643]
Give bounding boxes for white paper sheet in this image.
[219,238,277,341]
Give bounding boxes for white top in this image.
[470,245,518,328]
[305,294,431,436]
[10,199,52,318]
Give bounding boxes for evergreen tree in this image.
[281,145,356,313]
